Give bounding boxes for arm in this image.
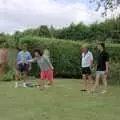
[44,57,54,70]
[105,53,109,74]
[89,52,93,67]
[49,63,54,70]
[105,61,109,73]
[27,58,36,63]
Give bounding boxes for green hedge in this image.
[19,36,120,80]
[19,36,82,78]
[1,36,120,84]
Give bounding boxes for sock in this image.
[23,82,26,87]
[15,82,18,88]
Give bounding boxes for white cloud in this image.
[0,0,119,33]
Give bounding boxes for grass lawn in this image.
[0,79,120,120]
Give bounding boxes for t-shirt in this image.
[97,51,109,71]
[81,51,93,68]
[30,56,52,71]
[17,51,32,64]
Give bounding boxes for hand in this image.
[23,60,27,64]
[28,67,31,71]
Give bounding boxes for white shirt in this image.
[81,51,93,68]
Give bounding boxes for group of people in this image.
[15,43,109,93]
[81,43,109,94]
[15,44,54,90]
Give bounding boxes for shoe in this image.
[15,85,18,88]
[15,82,18,88]
[47,83,52,86]
[101,90,107,94]
[39,87,45,91]
[40,88,44,91]
[87,90,90,93]
[80,89,87,91]
[23,83,27,88]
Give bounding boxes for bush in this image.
[1,36,120,84]
[19,36,82,78]
[19,36,120,80]
[0,69,15,81]
[108,62,120,85]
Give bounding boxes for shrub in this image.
[19,36,82,78]
[0,69,15,81]
[19,36,120,80]
[108,62,120,85]
[1,36,120,84]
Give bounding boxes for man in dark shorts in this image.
[92,43,109,94]
[15,44,32,88]
[81,44,93,92]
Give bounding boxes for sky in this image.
[0,0,119,33]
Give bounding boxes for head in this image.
[34,49,43,57]
[43,49,50,57]
[22,44,28,51]
[81,44,88,53]
[97,43,105,52]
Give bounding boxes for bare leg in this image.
[38,79,44,89]
[101,74,107,93]
[15,70,21,81]
[87,75,93,91]
[23,72,28,87]
[92,74,100,92]
[15,70,22,88]
[81,74,88,91]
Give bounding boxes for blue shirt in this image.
[17,51,32,64]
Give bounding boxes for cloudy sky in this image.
[0,0,119,33]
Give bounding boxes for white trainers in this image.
[45,85,51,88]
[101,90,107,94]
[15,82,18,88]
[23,83,27,88]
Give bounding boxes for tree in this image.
[49,25,56,38]
[89,0,120,16]
[0,33,7,44]
[39,25,51,38]
[14,31,23,46]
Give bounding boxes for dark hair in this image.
[16,47,21,51]
[34,49,43,56]
[99,43,105,51]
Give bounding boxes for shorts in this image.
[96,71,105,76]
[18,63,29,73]
[40,70,53,81]
[82,67,91,75]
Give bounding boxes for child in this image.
[15,44,32,88]
[27,49,54,90]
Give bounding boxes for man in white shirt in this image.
[81,44,93,92]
